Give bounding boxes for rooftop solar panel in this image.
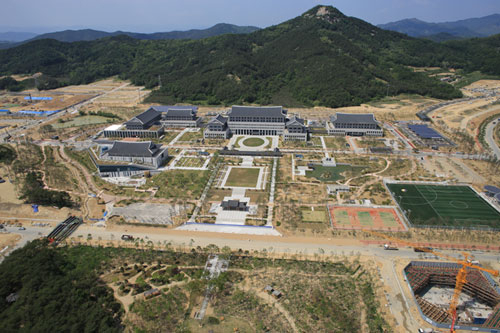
[408,124,443,139]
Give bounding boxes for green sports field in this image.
[387,183,500,229]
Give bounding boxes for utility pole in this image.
[158,75,162,88]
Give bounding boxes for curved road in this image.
[485,119,500,159]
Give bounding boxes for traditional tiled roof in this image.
[330,113,378,125]
[286,115,306,127]
[105,141,163,157]
[228,105,287,118]
[208,114,228,125]
[126,108,161,125]
[151,105,198,117]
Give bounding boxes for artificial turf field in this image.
[387,183,500,229]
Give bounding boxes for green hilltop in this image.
[0,5,499,107]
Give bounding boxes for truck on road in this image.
[384,244,399,250]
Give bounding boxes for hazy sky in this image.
[2,0,500,33]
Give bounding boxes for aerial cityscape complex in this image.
[1,4,500,333]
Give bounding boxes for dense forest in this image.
[0,240,122,332]
[0,6,499,107]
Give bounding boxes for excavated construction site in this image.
[404,261,500,331]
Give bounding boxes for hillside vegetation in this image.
[0,240,122,332]
[1,6,499,107]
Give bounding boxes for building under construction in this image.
[404,261,500,331]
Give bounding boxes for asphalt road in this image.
[485,119,500,159]
[4,225,499,265]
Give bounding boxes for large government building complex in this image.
[204,106,308,141]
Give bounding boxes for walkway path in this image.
[319,136,329,158]
[169,129,188,146]
[485,119,500,159]
[267,157,278,226]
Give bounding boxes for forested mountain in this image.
[0,240,122,332]
[379,14,500,40]
[1,6,499,107]
[26,24,260,43]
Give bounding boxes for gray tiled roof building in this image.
[204,105,308,141]
[326,113,383,136]
[101,141,168,168]
[153,106,201,127]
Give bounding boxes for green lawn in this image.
[177,131,202,142]
[225,167,260,187]
[387,183,500,229]
[324,137,348,150]
[301,208,327,223]
[306,165,365,182]
[148,169,209,199]
[242,137,265,147]
[176,157,205,168]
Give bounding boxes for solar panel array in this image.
[485,185,500,194]
[408,124,443,139]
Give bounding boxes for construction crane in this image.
[367,230,499,333]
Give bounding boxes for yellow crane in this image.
[367,230,499,332]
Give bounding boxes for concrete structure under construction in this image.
[404,261,500,331]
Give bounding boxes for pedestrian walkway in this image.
[177,222,281,236]
[168,129,188,146]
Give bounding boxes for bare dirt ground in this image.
[0,93,95,112]
[428,80,500,134]
[0,169,22,204]
[462,159,500,186]
[0,203,77,225]
[419,156,486,184]
[0,233,21,249]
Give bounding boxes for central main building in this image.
[227,106,287,136]
[204,105,308,141]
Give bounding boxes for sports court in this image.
[387,183,500,229]
[328,205,407,231]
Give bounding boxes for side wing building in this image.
[326,113,383,136]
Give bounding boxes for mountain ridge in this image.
[378,14,500,39]
[28,23,260,42]
[3,5,499,108]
